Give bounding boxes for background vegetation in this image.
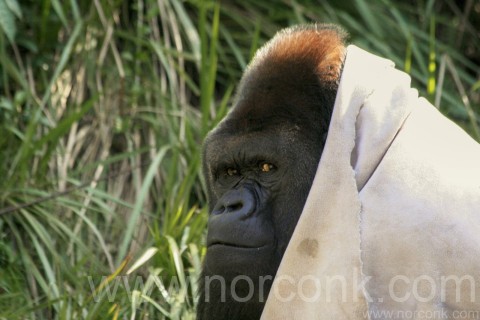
[0,0,478,319]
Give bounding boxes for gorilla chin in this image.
[199,245,277,320]
[197,23,346,320]
[204,245,276,278]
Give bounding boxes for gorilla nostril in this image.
[212,205,226,215]
[226,201,243,213]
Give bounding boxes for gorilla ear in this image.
[315,41,346,84]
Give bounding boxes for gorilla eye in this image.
[260,163,275,172]
[226,168,238,176]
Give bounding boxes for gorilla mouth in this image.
[208,241,268,250]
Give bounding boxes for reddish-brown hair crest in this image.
[245,23,348,86]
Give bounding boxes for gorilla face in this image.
[197,24,346,320]
[204,123,321,278]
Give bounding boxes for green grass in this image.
[0,0,478,319]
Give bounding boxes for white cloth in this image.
[261,45,480,319]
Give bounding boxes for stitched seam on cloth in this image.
[357,202,371,319]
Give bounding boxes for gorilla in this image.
[197,24,347,320]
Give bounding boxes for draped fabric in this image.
[261,45,480,320]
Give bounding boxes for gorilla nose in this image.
[212,187,255,219]
[207,186,267,249]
